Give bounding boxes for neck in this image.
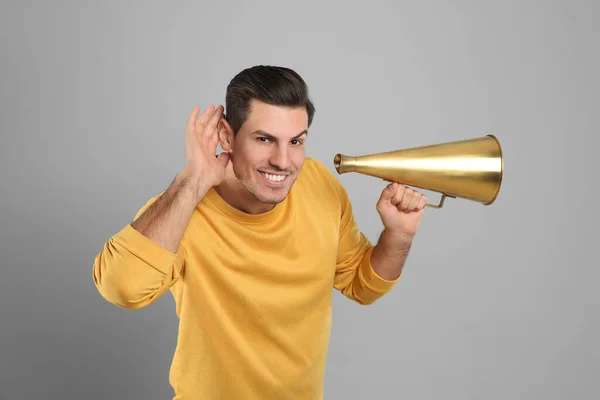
[213,164,276,215]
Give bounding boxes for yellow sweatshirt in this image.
[92,157,400,400]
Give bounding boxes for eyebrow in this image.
[251,129,308,140]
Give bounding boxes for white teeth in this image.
[261,172,287,182]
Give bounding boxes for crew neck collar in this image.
[202,186,288,224]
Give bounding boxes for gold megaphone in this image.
[333,135,503,209]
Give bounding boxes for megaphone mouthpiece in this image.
[333,153,356,174]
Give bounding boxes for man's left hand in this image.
[376,182,427,246]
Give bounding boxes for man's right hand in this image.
[179,105,230,200]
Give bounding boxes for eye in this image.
[291,139,304,145]
[257,137,270,143]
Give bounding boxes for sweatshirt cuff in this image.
[112,224,179,276]
[358,246,401,293]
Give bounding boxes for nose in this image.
[268,144,291,171]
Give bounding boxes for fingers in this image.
[408,191,421,210]
[387,183,403,204]
[186,106,200,134]
[392,184,427,212]
[196,105,216,131]
[376,182,398,211]
[186,105,223,132]
[398,187,413,210]
[187,105,213,133]
[209,122,220,148]
[202,105,224,135]
[377,182,428,213]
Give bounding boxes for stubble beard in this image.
[238,171,293,205]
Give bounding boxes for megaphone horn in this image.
[333,135,503,209]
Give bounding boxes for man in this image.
[92,65,427,399]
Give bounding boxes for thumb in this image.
[216,152,230,167]
[377,182,398,207]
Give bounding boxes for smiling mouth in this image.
[258,171,290,183]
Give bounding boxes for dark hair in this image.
[225,65,315,134]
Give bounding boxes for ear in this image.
[218,118,234,152]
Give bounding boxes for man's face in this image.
[224,99,308,207]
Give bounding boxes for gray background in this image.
[1,0,598,399]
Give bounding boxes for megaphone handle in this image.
[381,180,454,209]
[425,193,456,209]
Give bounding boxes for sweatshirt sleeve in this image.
[333,183,401,305]
[92,196,186,310]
